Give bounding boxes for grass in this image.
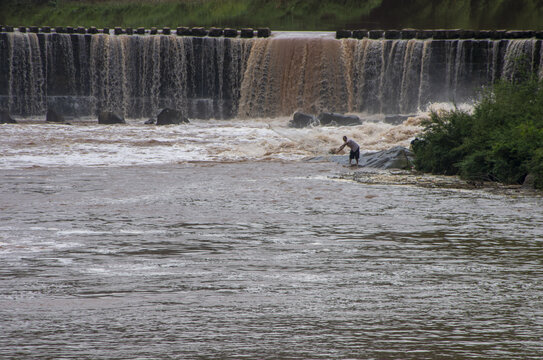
[5,0,543,30]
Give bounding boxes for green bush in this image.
[412,76,543,189]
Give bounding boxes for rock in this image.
[384,114,417,125]
[288,112,318,128]
[522,173,536,189]
[46,109,65,123]
[317,112,361,126]
[98,111,125,124]
[360,146,414,169]
[144,118,155,125]
[156,108,189,125]
[0,110,16,124]
[308,146,414,170]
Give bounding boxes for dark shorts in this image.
[350,148,360,161]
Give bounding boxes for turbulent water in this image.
[1,117,543,359]
[2,31,543,118]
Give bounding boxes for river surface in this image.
[1,119,543,359]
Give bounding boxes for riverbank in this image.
[3,0,543,31]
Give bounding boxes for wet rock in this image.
[98,111,125,124]
[522,173,536,189]
[46,109,65,123]
[308,146,413,170]
[317,112,361,126]
[361,146,414,169]
[156,108,189,125]
[288,112,318,128]
[0,110,16,124]
[384,114,417,125]
[144,118,156,125]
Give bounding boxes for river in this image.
[1,118,542,359]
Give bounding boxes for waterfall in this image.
[1,32,542,118]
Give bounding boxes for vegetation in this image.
[3,0,543,30]
[412,73,543,189]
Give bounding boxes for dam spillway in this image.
[0,30,542,119]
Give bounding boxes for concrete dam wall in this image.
[0,29,541,119]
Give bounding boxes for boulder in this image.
[46,109,65,123]
[156,108,189,125]
[0,110,16,124]
[360,146,414,169]
[288,112,318,128]
[317,112,361,126]
[308,146,414,170]
[144,118,156,125]
[98,111,125,124]
[384,114,417,125]
[522,173,536,189]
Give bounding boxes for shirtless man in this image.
[337,135,360,166]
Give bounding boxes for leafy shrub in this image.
[412,76,543,189]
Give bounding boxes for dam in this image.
[0,28,541,119]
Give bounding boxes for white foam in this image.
[0,117,425,168]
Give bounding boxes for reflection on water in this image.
[1,162,542,359]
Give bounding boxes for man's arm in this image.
[336,143,346,153]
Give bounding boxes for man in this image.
[337,135,360,166]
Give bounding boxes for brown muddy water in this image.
[1,159,542,359]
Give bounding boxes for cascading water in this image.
[1,32,542,118]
